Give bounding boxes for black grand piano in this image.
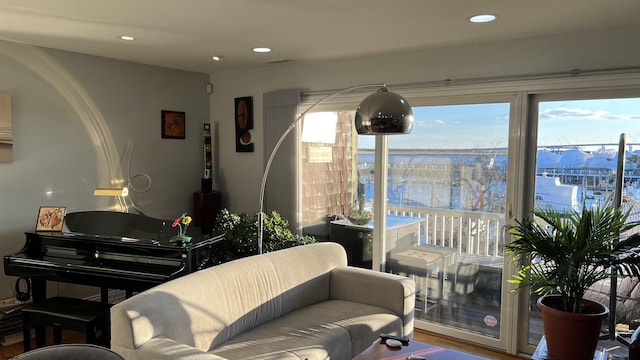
[4,211,225,302]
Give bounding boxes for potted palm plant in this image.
[505,204,640,360]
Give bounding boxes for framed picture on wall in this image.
[35,206,66,232]
[161,110,186,139]
[235,97,254,152]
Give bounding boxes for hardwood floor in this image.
[413,329,526,359]
[0,328,526,359]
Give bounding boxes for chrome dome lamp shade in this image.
[354,87,414,135]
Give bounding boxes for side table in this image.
[532,336,627,359]
[389,245,457,313]
[354,339,488,360]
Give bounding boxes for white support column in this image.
[372,135,388,272]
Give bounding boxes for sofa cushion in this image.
[209,300,401,359]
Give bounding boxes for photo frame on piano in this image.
[35,206,66,232]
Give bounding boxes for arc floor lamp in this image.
[258,84,414,254]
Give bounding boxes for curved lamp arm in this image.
[258,84,386,254]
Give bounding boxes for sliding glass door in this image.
[299,96,514,348]
[527,92,640,348]
[297,78,640,356]
[378,100,511,340]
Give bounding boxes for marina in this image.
[351,145,640,342]
[359,145,640,213]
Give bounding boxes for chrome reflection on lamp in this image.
[94,187,129,212]
[258,84,413,254]
[355,87,414,135]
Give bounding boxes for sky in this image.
[356,97,640,150]
[537,98,640,149]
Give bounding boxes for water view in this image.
[304,96,640,349]
[359,145,640,216]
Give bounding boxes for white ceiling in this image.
[1,0,639,74]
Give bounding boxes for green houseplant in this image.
[505,204,640,359]
[201,209,316,267]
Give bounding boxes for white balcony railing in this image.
[387,205,506,257]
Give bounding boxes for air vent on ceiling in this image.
[263,58,295,64]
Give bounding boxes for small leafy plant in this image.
[347,178,372,225]
[201,209,316,267]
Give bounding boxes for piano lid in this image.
[64,211,167,241]
[60,210,220,246]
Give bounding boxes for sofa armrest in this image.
[113,336,227,360]
[330,266,415,337]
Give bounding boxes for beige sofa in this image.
[110,242,415,359]
[584,276,640,325]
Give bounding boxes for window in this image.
[298,74,640,356]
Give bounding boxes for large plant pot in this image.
[537,294,608,360]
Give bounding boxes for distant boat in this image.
[535,175,579,212]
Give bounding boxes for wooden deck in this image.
[407,252,546,344]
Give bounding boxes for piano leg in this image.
[21,308,47,351]
[22,315,32,351]
[52,325,62,345]
[31,279,46,302]
[30,279,47,349]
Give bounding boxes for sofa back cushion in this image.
[111,242,348,351]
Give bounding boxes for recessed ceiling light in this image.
[118,35,136,41]
[211,56,223,61]
[252,47,272,53]
[469,14,497,23]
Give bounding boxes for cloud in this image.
[540,107,631,121]
[415,119,446,127]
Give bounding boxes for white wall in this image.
[211,25,640,215]
[0,41,210,300]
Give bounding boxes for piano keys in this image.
[4,211,225,301]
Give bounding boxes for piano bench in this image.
[21,297,111,352]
